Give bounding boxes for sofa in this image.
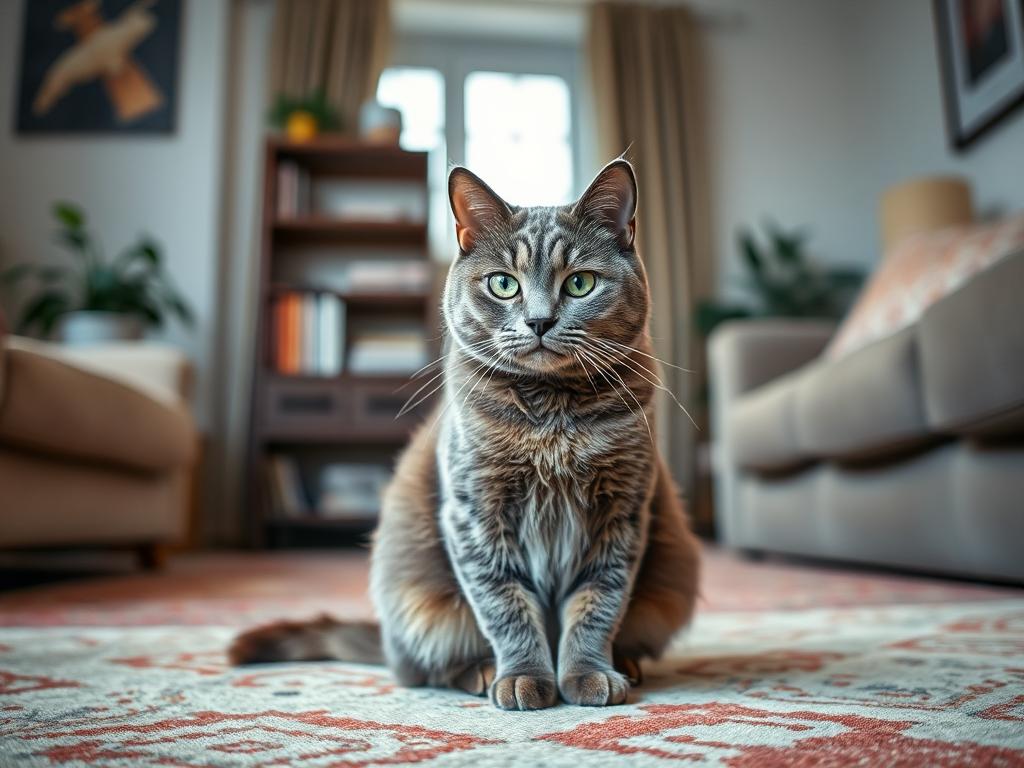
[0,332,196,568]
[709,237,1024,583]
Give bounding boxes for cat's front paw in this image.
[559,668,629,706]
[490,673,558,710]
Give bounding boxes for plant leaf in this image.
[17,290,72,336]
[695,300,753,337]
[0,263,36,285]
[738,230,764,276]
[53,201,85,230]
[57,228,90,256]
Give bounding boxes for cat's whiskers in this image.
[575,343,654,445]
[397,338,504,418]
[394,353,450,392]
[571,350,599,394]
[463,348,507,412]
[597,336,694,374]
[429,353,496,433]
[583,337,699,430]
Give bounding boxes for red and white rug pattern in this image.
[2,598,1023,766]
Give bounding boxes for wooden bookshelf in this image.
[247,137,439,547]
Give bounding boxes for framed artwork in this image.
[934,0,1024,150]
[15,0,183,135]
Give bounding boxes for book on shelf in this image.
[271,291,346,376]
[276,161,311,219]
[314,180,426,223]
[317,293,344,376]
[345,260,430,293]
[347,320,429,375]
[318,463,392,519]
[266,454,310,518]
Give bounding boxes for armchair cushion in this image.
[0,346,195,473]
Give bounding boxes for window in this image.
[465,72,573,206]
[377,37,579,259]
[376,67,449,258]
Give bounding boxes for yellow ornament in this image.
[286,110,319,143]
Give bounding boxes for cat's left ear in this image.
[449,167,512,254]
[573,159,637,249]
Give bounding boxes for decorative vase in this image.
[359,100,402,144]
[56,312,144,345]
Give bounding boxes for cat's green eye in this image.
[487,272,520,299]
[563,271,597,298]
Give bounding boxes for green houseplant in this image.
[1,202,193,342]
[268,90,341,142]
[696,222,865,337]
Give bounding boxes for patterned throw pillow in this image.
[826,213,1024,360]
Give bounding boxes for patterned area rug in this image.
[1,549,1022,766]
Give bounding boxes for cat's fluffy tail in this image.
[228,615,384,665]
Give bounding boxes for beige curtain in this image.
[268,0,392,129]
[589,2,711,496]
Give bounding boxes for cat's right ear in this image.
[448,167,511,254]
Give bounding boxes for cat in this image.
[230,159,700,710]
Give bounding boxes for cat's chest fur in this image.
[445,390,636,598]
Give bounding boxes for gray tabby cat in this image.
[230,159,700,710]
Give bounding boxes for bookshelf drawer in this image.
[264,378,350,437]
[350,381,427,433]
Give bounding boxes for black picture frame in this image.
[15,0,183,135]
[933,0,1024,151]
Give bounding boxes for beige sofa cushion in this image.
[918,250,1024,437]
[729,326,936,471]
[5,336,192,406]
[0,347,195,473]
[0,447,187,547]
[795,325,934,461]
[727,368,809,472]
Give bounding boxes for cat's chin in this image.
[515,345,576,374]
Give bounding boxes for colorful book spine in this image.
[272,291,347,376]
[317,293,345,376]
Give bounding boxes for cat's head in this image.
[442,159,649,376]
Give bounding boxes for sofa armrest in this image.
[708,319,836,405]
[4,336,192,407]
[707,319,834,548]
[0,346,195,473]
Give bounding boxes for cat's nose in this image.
[526,317,557,337]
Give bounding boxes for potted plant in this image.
[1,202,193,344]
[268,90,341,143]
[696,222,865,337]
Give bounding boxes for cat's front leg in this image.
[442,503,557,711]
[557,513,640,706]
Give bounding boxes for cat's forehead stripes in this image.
[515,241,530,272]
[549,239,566,271]
[505,207,574,273]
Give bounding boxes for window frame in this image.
[389,33,585,200]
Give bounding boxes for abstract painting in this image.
[15,0,183,135]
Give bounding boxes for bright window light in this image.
[465,72,573,206]
[377,67,450,258]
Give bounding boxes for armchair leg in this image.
[137,543,169,571]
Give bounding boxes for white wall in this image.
[0,0,231,427]
[847,0,1024,223]
[701,0,1024,293]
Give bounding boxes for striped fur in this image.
[230,160,700,711]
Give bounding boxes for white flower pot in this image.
[56,312,144,345]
